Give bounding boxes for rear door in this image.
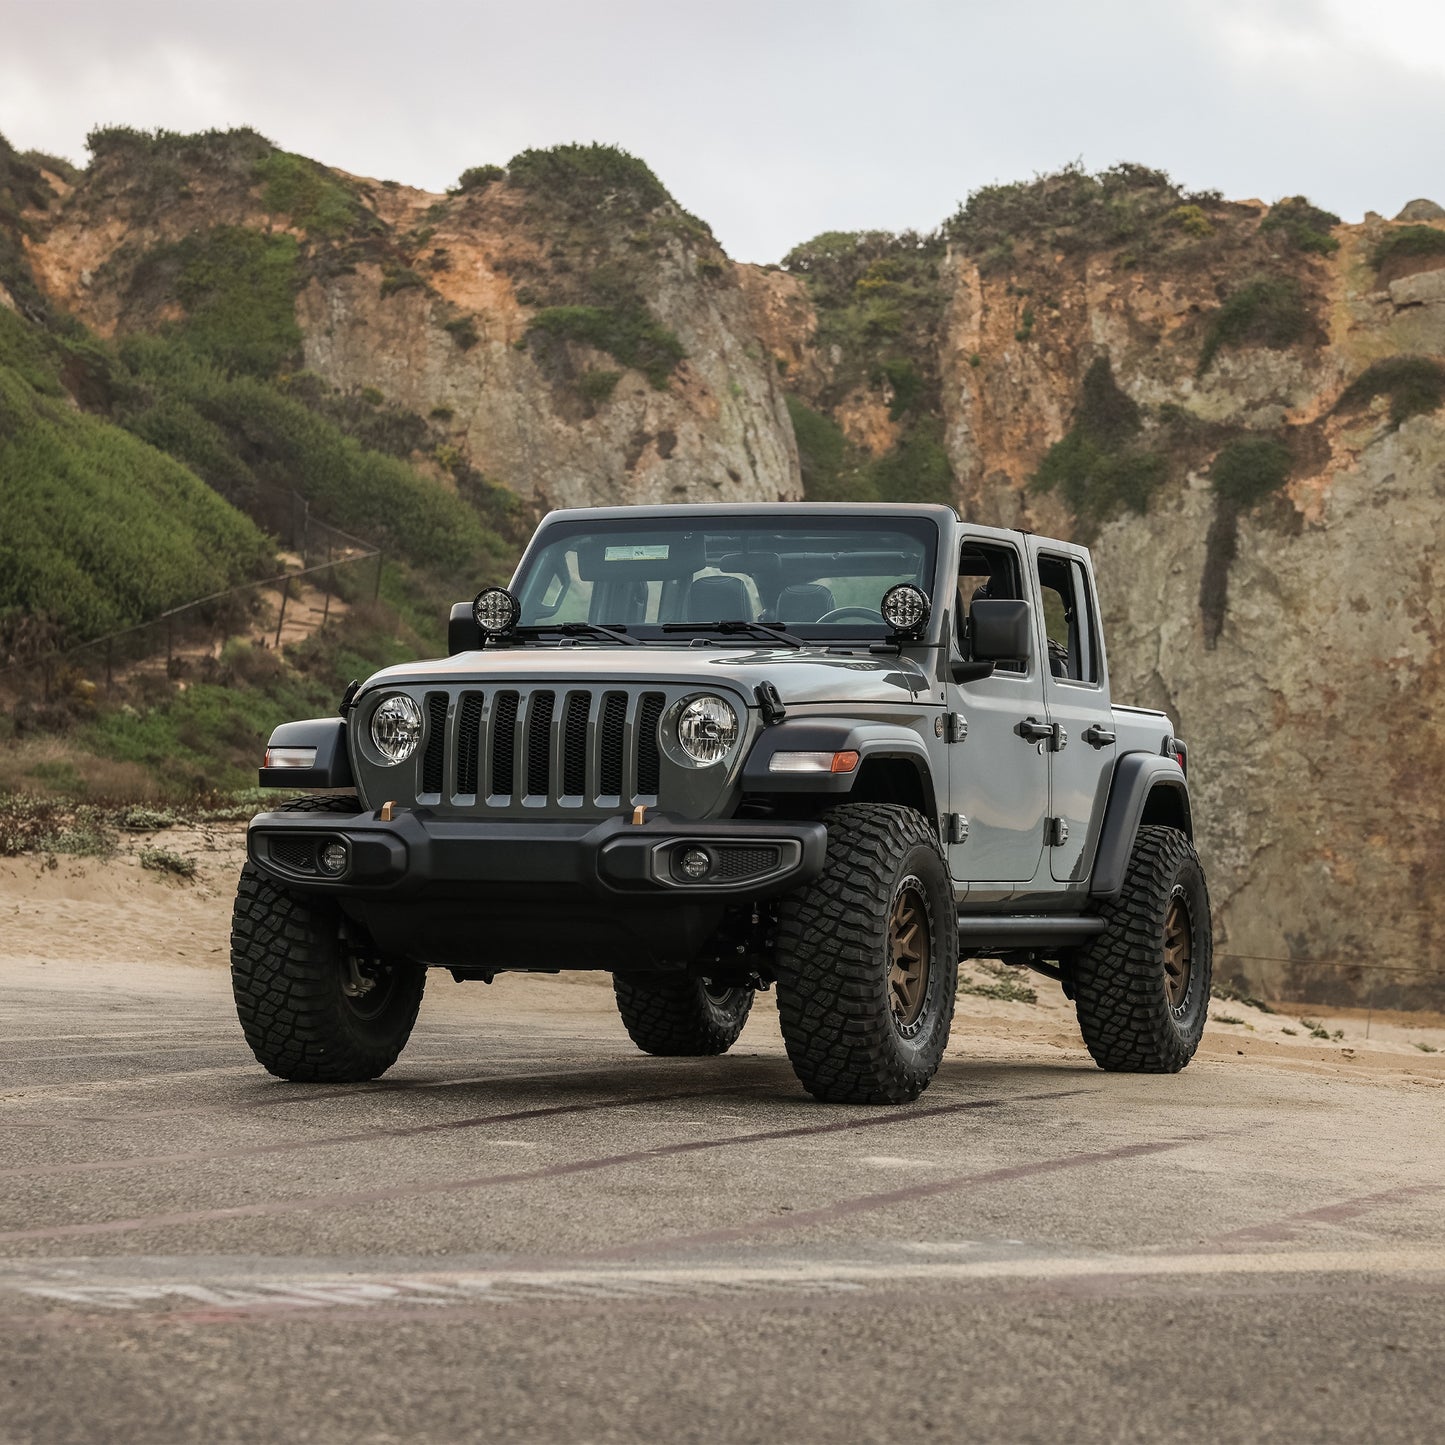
[946,537,1049,884]
[1029,544,1116,884]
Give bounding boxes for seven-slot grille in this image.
[412,686,671,812]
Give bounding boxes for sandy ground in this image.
[3,829,1445,1443]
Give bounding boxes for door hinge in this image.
[946,712,968,743]
[1046,816,1069,847]
[945,812,970,844]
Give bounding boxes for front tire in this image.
[613,975,754,1056]
[774,804,958,1104]
[230,863,425,1082]
[1073,824,1212,1072]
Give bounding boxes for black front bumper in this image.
[247,807,827,903]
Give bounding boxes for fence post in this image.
[166,616,174,669]
[274,577,290,650]
[374,551,384,602]
[322,541,333,627]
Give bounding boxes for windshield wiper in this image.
[513,621,640,646]
[661,620,806,648]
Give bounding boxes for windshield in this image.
[512,515,939,643]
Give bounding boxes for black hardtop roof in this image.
[536,502,962,523]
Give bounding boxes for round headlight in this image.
[370,694,424,765]
[676,695,739,766]
[881,583,931,636]
[472,586,520,636]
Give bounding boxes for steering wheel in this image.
[815,606,885,624]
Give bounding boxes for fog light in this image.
[318,840,349,876]
[678,847,711,880]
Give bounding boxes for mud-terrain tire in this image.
[1073,824,1212,1072]
[613,975,753,1056]
[230,796,424,1082]
[774,804,958,1104]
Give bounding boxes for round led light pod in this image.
[318,840,349,876]
[678,847,712,880]
[370,693,424,765]
[472,586,520,636]
[676,695,739,766]
[881,583,931,637]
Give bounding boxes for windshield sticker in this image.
[604,544,670,561]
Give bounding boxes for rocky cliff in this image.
[754,169,1445,1008]
[19,131,800,513]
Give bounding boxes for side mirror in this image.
[448,602,483,655]
[969,598,1032,664]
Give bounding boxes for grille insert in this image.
[563,692,591,796]
[421,693,448,794]
[526,691,555,797]
[270,838,317,874]
[715,845,782,881]
[636,693,664,796]
[599,693,626,796]
[455,692,483,795]
[490,691,519,796]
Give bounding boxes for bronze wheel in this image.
[1163,887,1193,1013]
[888,877,932,1033]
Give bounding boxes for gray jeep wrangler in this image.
[233,503,1210,1104]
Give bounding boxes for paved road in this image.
[3,959,1444,1444]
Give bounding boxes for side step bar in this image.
[955,914,1106,951]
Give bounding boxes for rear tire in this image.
[1073,824,1212,1072]
[230,852,425,1083]
[774,804,958,1104]
[613,975,754,1056]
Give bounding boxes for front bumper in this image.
[246,807,827,902]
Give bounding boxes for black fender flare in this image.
[258,717,356,790]
[739,719,936,803]
[1089,752,1192,901]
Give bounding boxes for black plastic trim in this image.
[1089,752,1192,901]
[955,914,1106,949]
[739,720,933,794]
[258,717,355,790]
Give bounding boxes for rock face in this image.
[25,138,801,513]
[760,180,1445,1008]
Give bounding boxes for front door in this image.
[1032,547,1116,884]
[947,539,1049,884]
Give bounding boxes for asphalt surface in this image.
[3,959,1445,1445]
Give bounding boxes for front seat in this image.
[686,574,752,622]
[775,582,835,623]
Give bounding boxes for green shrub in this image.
[253,151,360,238]
[133,226,302,377]
[1209,436,1292,506]
[578,368,622,405]
[1014,304,1036,342]
[1167,204,1214,238]
[443,316,479,350]
[1337,356,1445,427]
[529,304,684,389]
[786,396,854,500]
[878,358,923,418]
[1032,357,1167,522]
[1259,196,1339,255]
[947,162,1193,267]
[139,846,197,878]
[1197,276,1309,376]
[454,164,505,193]
[0,312,274,642]
[865,421,955,505]
[1370,225,1445,270]
[380,265,426,298]
[507,143,671,215]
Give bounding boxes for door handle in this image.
[1016,716,1066,750]
[1082,724,1116,749]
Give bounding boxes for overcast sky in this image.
[2,0,1442,262]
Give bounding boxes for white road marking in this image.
[12,1247,1445,1317]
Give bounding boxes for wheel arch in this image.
[739,720,940,827]
[1089,752,1193,902]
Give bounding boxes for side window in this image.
[956,541,1025,674]
[1035,555,1097,684]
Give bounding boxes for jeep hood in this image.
[360,645,933,708]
